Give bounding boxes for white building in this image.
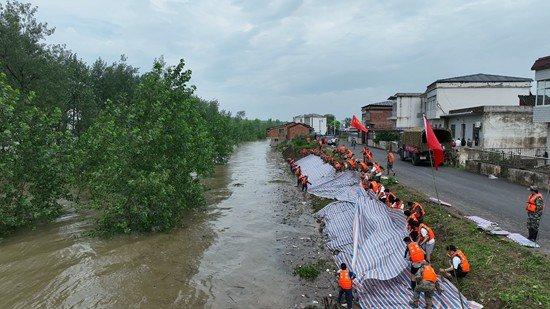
[388,93,423,129]
[532,56,550,153]
[442,106,547,154]
[424,73,532,127]
[292,114,327,135]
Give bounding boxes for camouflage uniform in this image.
[410,266,439,309]
[527,196,544,241]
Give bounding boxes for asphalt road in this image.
[347,142,549,251]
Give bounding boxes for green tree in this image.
[73,59,215,235]
[0,73,71,235]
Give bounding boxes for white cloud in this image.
[27,0,550,120]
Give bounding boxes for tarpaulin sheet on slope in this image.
[297,154,474,308]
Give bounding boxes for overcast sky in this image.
[28,0,550,121]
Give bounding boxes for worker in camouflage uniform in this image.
[409,262,441,309]
[526,186,544,242]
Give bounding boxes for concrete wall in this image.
[445,107,547,150]
[535,68,550,81]
[446,114,483,142]
[481,107,547,149]
[293,116,327,135]
[396,96,422,129]
[426,82,531,120]
[309,117,327,135]
[464,159,550,189]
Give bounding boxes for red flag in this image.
[423,115,444,169]
[351,115,368,133]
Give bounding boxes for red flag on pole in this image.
[351,115,368,133]
[423,115,444,169]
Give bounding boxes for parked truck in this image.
[398,127,454,166]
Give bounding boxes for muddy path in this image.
[0,141,335,308]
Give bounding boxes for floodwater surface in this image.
[0,141,305,308]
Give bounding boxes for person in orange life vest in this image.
[410,220,436,262]
[440,245,470,279]
[404,210,419,232]
[336,263,356,308]
[369,180,384,198]
[403,236,426,290]
[390,198,404,210]
[407,201,425,223]
[370,162,383,181]
[346,158,356,170]
[386,150,396,176]
[526,186,544,241]
[407,201,425,216]
[410,261,442,309]
[301,175,311,192]
[294,167,302,186]
[358,160,369,173]
[298,174,305,189]
[334,161,343,172]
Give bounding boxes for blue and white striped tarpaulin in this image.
[297,154,475,308]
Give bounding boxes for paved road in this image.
[346,143,549,251]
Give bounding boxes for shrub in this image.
[0,74,71,235]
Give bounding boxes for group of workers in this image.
[288,144,473,309]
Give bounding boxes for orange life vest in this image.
[359,162,368,172]
[419,223,435,241]
[412,202,426,217]
[347,159,356,169]
[334,162,342,171]
[422,265,437,283]
[387,153,395,164]
[374,164,382,174]
[526,193,543,213]
[301,176,308,185]
[407,242,425,263]
[295,169,301,177]
[338,269,353,289]
[370,181,381,194]
[453,250,470,273]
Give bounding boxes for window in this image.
[450,124,456,138]
[536,80,550,105]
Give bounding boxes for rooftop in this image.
[294,113,325,118]
[441,105,534,117]
[388,92,423,100]
[531,56,550,71]
[428,73,532,88]
[362,100,395,109]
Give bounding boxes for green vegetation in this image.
[380,176,399,186]
[0,75,72,235]
[310,196,333,213]
[373,130,399,143]
[388,182,550,308]
[294,261,325,280]
[278,137,319,159]
[0,1,281,236]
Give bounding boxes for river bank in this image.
[282,140,550,308]
[0,141,336,308]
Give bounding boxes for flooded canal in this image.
[0,141,332,308]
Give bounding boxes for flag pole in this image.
[427,150,441,204]
[423,114,441,204]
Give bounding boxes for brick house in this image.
[266,122,312,146]
[361,100,395,143]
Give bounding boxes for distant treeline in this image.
[0,1,282,236]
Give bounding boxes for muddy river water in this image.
[0,141,329,308]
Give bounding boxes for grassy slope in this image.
[388,181,549,309]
